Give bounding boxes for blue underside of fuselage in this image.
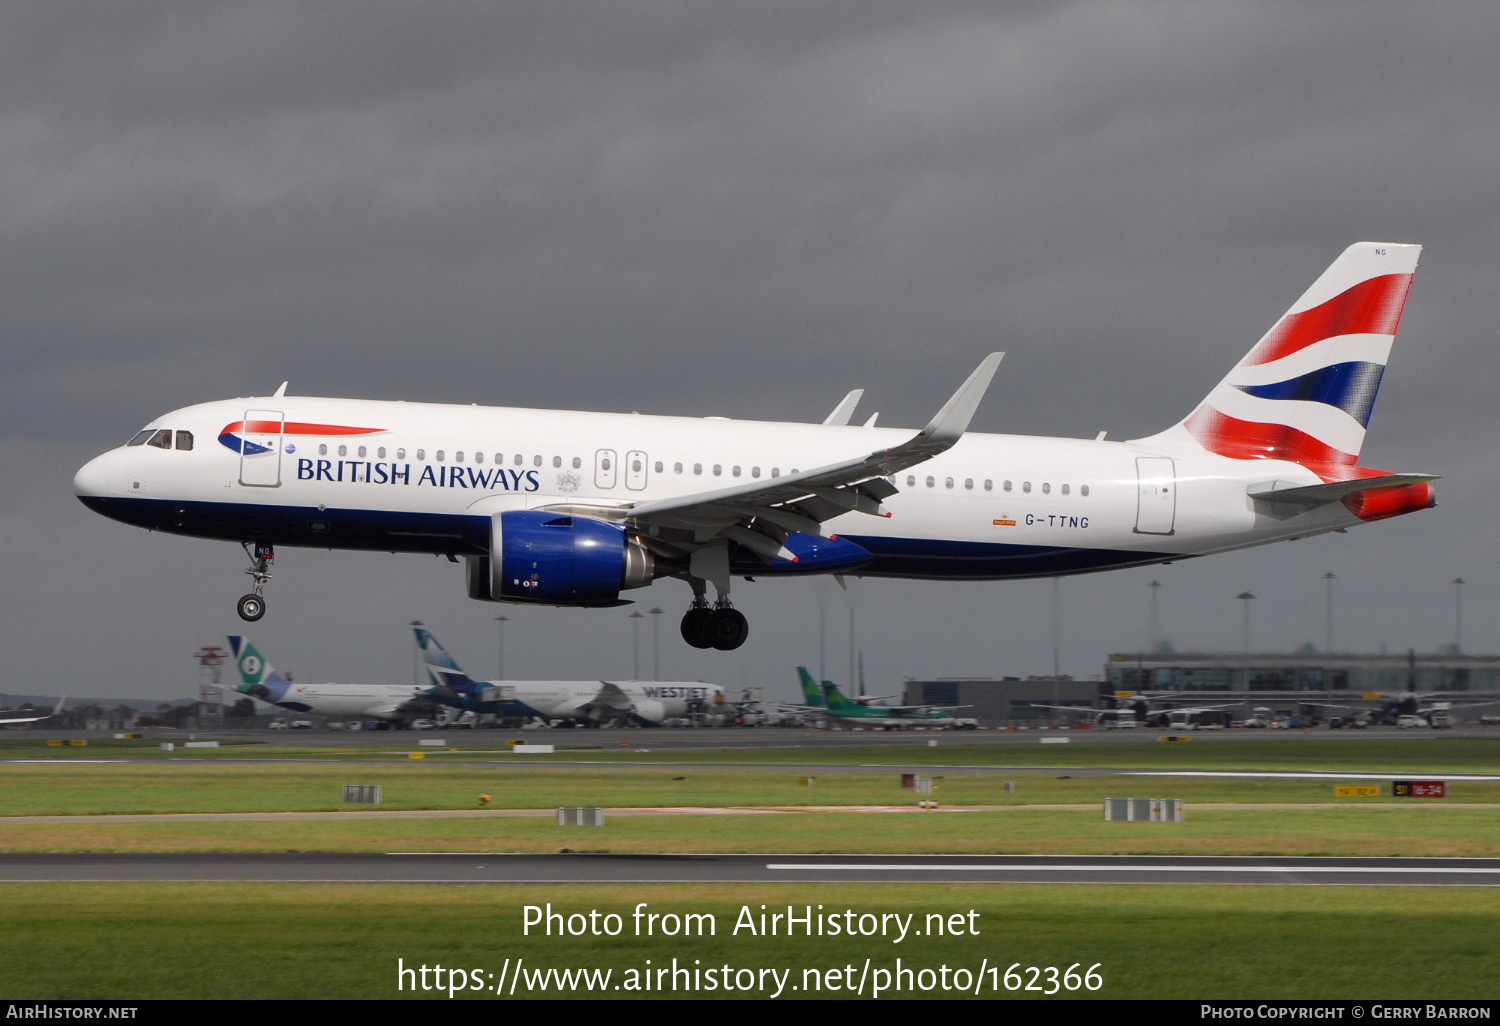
[78,495,1185,581]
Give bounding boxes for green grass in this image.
[3,883,1497,999]
[3,762,1496,817]
[3,734,1499,772]
[3,807,1498,857]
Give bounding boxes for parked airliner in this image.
[415,627,725,726]
[75,243,1435,651]
[228,636,428,723]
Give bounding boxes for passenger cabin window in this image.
[436,450,445,462]
[572,457,582,469]
[771,468,780,478]
[127,430,154,447]
[533,455,542,467]
[378,447,387,459]
[1023,481,1032,493]
[655,461,664,473]
[984,480,993,491]
[357,445,367,458]
[146,429,172,449]
[693,464,703,475]
[1061,483,1070,495]
[337,445,347,457]
[474,452,483,463]
[1081,484,1090,497]
[455,451,465,463]
[925,476,935,488]
[553,456,562,468]
[416,449,426,460]
[751,466,760,478]
[1003,480,1012,492]
[964,478,973,490]
[396,448,406,459]
[175,431,194,451]
[1042,482,1050,494]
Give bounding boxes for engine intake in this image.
[466,511,656,606]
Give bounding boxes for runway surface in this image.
[3,853,1497,885]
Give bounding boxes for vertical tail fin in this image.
[226,635,292,701]
[796,667,826,708]
[415,627,478,693]
[1137,242,1420,476]
[820,680,856,710]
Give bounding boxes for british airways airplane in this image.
[74,243,1435,652]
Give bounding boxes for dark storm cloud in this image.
[0,2,1492,697]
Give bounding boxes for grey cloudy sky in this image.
[3,1,1494,701]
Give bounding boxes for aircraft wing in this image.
[579,682,638,715]
[621,354,1003,560]
[0,697,65,725]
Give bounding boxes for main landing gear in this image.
[237,542,274,622]
[680,578,748,651]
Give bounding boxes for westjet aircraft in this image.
[415,626,725,725]
[228,636,428,723]
[75,243,1436,652]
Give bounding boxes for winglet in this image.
[822,389,864,426]
[917,352,1003,447]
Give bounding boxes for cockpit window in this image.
[126,430,154,447]
[175,431,194,451]
[146,429,172,449]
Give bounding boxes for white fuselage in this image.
[244,681,427,720]
[73,394,1364,580]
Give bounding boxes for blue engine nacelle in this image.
[466,511,656,606]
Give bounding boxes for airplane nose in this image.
[73,452,114,499]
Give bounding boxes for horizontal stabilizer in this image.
[1249,473,1438,518]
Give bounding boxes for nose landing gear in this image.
[237,542,273,622]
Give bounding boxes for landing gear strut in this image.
[237,542,273,622]
[679,579,749,651]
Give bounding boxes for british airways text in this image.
[296,459,541,491]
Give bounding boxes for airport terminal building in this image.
[902,676,1097,725]
[1104,651,1500,694]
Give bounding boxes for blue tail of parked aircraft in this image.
[414,627,479,696]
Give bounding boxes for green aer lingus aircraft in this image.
[793,667,975,728]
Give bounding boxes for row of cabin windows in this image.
[316,444,586,468]
[307,439,1091,498]
[127,429,193,451]
[902,474,1090,497]
[311,444,801,480]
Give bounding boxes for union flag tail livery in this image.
[1143,242,1418,473]
[76,242,1438,647]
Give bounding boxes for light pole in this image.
[1148,580,1162,654]
[1322,573,1336,654]
[1453,578,1466,652]
[648,607,663,680]
[1051,577,1062,678]
[493,616,509,680]
[408,620,424,687]
[629,611,645,679]
[818,603,826,682]
[1235,593,1255,653]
